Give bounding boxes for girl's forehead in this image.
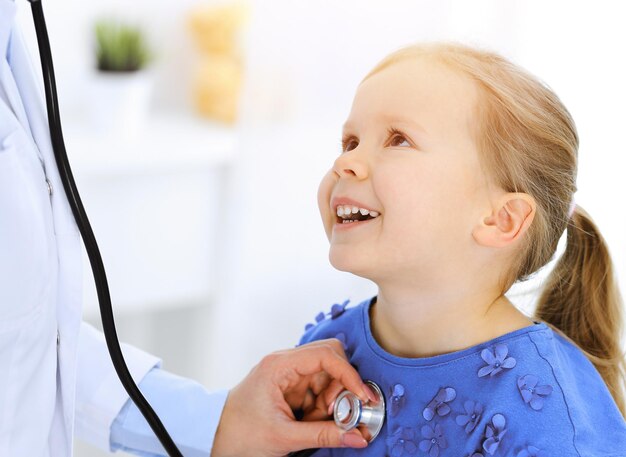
[346,58,479,137]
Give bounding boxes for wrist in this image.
[211,389,246,457]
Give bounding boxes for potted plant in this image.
[89,18,154,136]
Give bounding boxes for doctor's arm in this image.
[75,322,225,456]
[110,339,371,457]
[109,367,227,457]
[76,323,369,456]
[109,339,371,457]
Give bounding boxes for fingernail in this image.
[342,432,368,448]
[327,399,335,416]
[363,384,378,403]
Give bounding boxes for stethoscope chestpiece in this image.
[333,380,386,443]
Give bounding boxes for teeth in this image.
[335,204,380,219]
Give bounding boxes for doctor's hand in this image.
[211,338,375,457]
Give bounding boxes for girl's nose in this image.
[333,148,369,180]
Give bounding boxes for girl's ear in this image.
[473,193,536,248]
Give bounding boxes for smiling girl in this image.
[299,42,626,456]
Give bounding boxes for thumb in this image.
[284,421,368,451]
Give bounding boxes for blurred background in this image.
[13,0,626,455]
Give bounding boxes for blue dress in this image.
[299,296,626,457]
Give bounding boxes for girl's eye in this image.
[389,134,410,147]
[387,128,411,148]
[340,127,412,153]
[342,138,358,152]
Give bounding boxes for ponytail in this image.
[535,205,626,418]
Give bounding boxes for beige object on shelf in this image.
[188,2,249,124]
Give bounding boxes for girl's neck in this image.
[369,288,534,359]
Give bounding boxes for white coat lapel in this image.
[8,20,78,237]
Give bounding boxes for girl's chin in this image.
[329,251,373,276]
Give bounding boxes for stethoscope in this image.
[25,1,387,455]
[288,380,386,457]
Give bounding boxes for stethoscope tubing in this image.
[26,4,378,457]
[26,0,184,455]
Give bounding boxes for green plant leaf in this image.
[94,18,152,72]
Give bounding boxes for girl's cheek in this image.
[375,169,419,203]
[317,172,335,231]
[317,174,330,208]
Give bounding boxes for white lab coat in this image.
[1,1,160,455]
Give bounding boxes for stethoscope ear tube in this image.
[27,1,183,456]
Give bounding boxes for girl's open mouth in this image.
[334,204,381,229]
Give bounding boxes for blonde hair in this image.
[363,42,626,418]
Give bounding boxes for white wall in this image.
[208,0,626,388]
[13,1,626,455]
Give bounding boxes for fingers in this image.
[322,378,347,414]
[283,370,331,411]
[301,378,347,421]
[213,340,374,456]
[309,371,331,396]
[279,339,373,403]
[284,420,368,451]
[300,388,333,422]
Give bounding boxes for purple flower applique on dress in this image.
[478,343,516,377]
[304,311,327,331]
[330,299,350,319]
[516,445,548,457]
[455,400,484,433]
[482,413,507,455]
[517,374,553,411]
[304,300,350,331]
[419,423,448,457]
[464,452,485,457]
[423,387,456,421]
[389,383,406,417]
[386,426,418,457]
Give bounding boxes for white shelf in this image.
[63,112,238,176]
[63,111,237,315]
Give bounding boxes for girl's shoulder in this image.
[528,323,621,409]
[520,324,626,455]
[298,297,368,347]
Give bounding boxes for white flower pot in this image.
[88,70,154,138]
